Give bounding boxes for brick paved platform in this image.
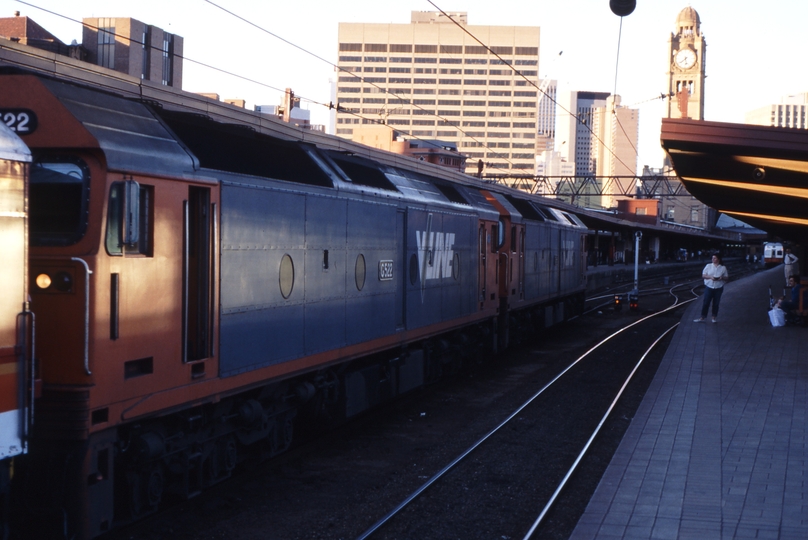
[571,266,808,540]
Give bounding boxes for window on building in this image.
[141,26,151,79]
[98,24,116,69]
[690,206,699,222]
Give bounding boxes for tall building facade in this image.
[82,17,183,88]
[745,93,808,128]
[665,7,706,120]
[555,90,609,176]
[335,12,540,176]
[594,95,639,209]
[536,78,557,152]
[555,91,639,209]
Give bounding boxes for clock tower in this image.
[666,7,706,120]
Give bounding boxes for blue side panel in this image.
[440,213,476,321]
[524,222,541,300]
[220,304,305,375]
[304,298,346,354]
[559,228,581,294]
[345,290,396,345]
[406,209,444,329]
[406,209,476,330]
[304,196,347,354]
[345,200,398,345]
[538,224,553,297]
[219,184,306,376]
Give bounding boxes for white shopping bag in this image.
[769,308,785,327]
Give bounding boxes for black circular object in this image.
[610,0,636,17]
[53,271,73,292]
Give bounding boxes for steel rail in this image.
[355,295,696,540]
[523,323,679,539]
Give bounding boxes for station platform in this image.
[571,266,808,539]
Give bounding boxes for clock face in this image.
[675,49,697,69]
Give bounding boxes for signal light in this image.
[614,294,623,311]
[629,293,639,311]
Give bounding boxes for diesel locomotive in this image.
[0,69,587,539]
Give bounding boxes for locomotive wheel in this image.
[127,465,164,519]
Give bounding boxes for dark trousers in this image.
[701,286,724,318]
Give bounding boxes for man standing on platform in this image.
[784,248,799,286]
[694,253,728,324]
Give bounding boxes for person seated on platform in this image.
[778,275,802,313]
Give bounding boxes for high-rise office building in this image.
[555,90,610,177]
[554,91,638,209]
[746,94,808,129]
[594,95,639,209]
[335,11,540,176]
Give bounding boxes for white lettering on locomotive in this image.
[562,240,575,267]
[416,230,455,282]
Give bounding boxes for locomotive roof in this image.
[0,65,589,229]
[36,76,196,176]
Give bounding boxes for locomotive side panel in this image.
[440,213,477,321]
[304,196,348,353]
[523,221,541,301]
[345,199,398,345]
[219,184,306,376]
[558,226,583,294]
[405,209,476,330]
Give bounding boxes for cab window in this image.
[106,180,153,256]
[29,157,90,246]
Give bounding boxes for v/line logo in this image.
[416,230,456,282]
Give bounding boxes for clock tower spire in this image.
[666,7,706,120]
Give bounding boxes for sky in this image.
[5,0,808,170]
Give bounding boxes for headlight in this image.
[35,273,52,289]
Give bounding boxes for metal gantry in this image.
[486,174,688,199]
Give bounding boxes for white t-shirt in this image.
[702,263,728,289]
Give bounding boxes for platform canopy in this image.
[661,118,808,242]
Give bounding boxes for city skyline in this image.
[7,0,808,170]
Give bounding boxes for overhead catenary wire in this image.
[425,0,637,175]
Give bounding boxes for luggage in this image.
[769,307,786,327]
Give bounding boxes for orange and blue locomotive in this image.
[1,71,586,538]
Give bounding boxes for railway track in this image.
[355,285,699,539]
